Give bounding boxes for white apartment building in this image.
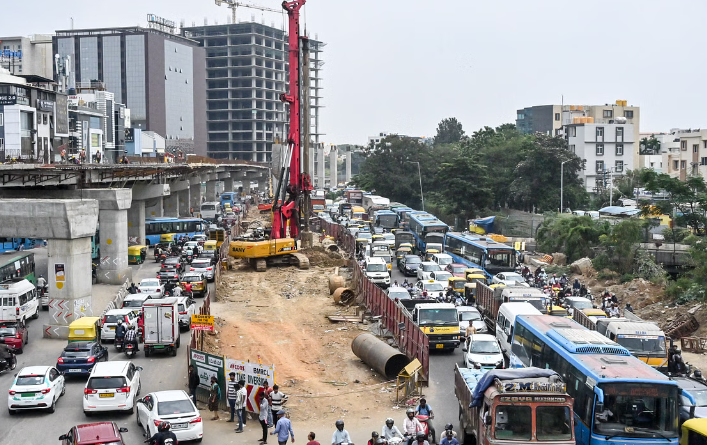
[567,122,635,193]
[657,128,707,181]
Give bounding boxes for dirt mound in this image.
[302,245,349,268]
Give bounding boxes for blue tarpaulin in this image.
[471,216,496,234]
[470,368,560,408]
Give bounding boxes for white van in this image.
[83,361,142,415]
[0,279,38,323]
[200,201,220,221]
[364,257,390,288]
[495,302,542,359]
[431,253,454,268]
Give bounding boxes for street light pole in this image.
[406,161,424,211]
[560,161,567,214]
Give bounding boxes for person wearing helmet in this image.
[416,398,435,444]
[124,323,139,352]
[443,424,456,439]
[414,432,429,445]
[368,431,380,445]
[382,418,404,441]
[694,370,706,383]
[440,430,458,445]
[375,439,387,445]
[559,274,568,287]
[146,421,178,445]
[332,420,353,445]
[403,408,423,445]
[115,320,126,348]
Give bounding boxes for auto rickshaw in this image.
[547,305,570,317]
[465,268,485,279]
[466,272,487,287]
[680,419,707,445]
[464,282,477,303]
[371,234,384,243]
[356,238,371,257]
[68,317,102,344]
[448,277,466,298]
[128,245,147,264]
[395,246,412,265]
[424,248,440,262]
[160,233,177,243]
[399,242,413,251]
[203,240,218,253]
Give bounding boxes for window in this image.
[616,127,623,141]
[495,405,531,440]
[596,144,604,156]
[615,161,624,172]
[603,110,613,118]
[701,157,707,166]
[681,161,687,169]
[616,144,623,156]
[555,113,560,121]
[517,113,525,120]
[674,160,679,170]
[0,113,3,126]
[625,110,634,119]
[555,129,561,136]
[568,127,576,137]
[569,144,575,154]
[596,161,605,173]
[682,141,687,150]
[695,144,699,153]
[537,406,572,441]
[704,141,707,149]
[596,127,604,140]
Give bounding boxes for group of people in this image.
[114,320,140,352]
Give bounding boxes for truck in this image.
[397,299,460,350]
[572,311,668,367]
[362,195,390,214]
[454,364,574,445]
[476,282,547,331]
[142,297,181,357]
[345,189,364,206]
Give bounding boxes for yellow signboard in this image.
[191,314,214,331]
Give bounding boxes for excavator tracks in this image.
[248,255,308,271]
[291,253,310,270]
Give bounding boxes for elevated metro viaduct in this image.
[0,161,270,338]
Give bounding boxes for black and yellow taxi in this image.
[180,272,207,298]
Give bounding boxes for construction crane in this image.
[215,0,281,24]
[227,0,311,271]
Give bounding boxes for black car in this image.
[398,255,422,276]
[198,251,218,266]
[161,257,184,273]
[56,341,108,376]
[157,268,180,284]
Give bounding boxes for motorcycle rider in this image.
[382,418,404,442]
[115,321,126,348]
[0,341,15,371]
[368,432,381,445]
[416,398,436,444]
[414,432,429,445]
[145,421,178,445]
[403,408,423,445]
[440,430,458,445]
[443,424,457,439]
[124,325,139,352]
[36,275,47,293]
[332,419,353,445]
[572,279,581,294]
[559,274,568,287]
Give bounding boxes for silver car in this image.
[190,259,214,281]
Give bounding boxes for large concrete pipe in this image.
[332,287,355,305]
[351,333,409,380]
[329,275,345,294]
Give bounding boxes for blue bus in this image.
[221,192,237,207]
[408,214,448,253]
[371,210,399,231]
[0,238,43,253]
[443,232,516,277]
[510,315,680,445]
[391,207,412,227]
[145,217,207,245]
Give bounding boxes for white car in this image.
[83,361,142,415]
[184,241,202,254]
[417,262,442,281]
[458,306,487,336]
[429,270,453,283]
[8,366,65,414]
[101,308,140,341]
[381,233,396,249]
[491,272,529,287]
[122,294,153,310]
[177,296,196,331]
[138,278,164,298]
[189,258,215,281]
[191,234,208,244]
[414,280,447,298]
[462,334,504,370]
[137,390,204,443]
[386,286,411,301]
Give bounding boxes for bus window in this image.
[186,221,197,232]
[173,221,183,232]
[2,297,14,306]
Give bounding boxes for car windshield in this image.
[383,234,395,241]
[367,264,388,273]
[460,311,481,322]
[504,275,523,282]
[140,280,159,288]
[87,377,128,389]
[418,308,457,324]
[406,257,421,264]
[424,283,445,292]
[436,257,452,266]
[690,389,707,406]
[536,406,572,440]
[452,266,466,274]
[181,276,203,283]
[616,336,666,354]
[357,233,372,240]
[571,299,593,309]
[470,340,500,354]
[62,350,90,358]
[16,375,45,386]
[158,400,196,415]
[0,327,17,336]
[423,264,441,272]
[389,291,409,300]
[122,299,144,308]
[103,314,124,324]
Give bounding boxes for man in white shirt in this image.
[235,381,247,433]
[382,418,404,441]
[332,419,353,445]
[403,409,423,445]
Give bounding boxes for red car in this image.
[446,263,467,277]
[0,322,28,354]
[59,422,128,445]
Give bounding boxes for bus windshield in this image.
[616,335,666,354]
[378,215,398,227]
[594,383,678,438]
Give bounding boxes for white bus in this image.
[0,279,39,323]
[200,201,220,221]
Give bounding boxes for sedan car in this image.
[446,263,467,277]
[462,334,504,370]
[137,278,164,298]
[189,258,215,281]
[57,342,109,376]
[60,422,129,445]
[417,262,442,281]
[8,365,65,414]
[157,268,181,284]
[491,272,529,287]
[398,255,422,276]
[136,390,203,443]
[198,251,218,266]
[0,321,28,354]
[457,306,487,337]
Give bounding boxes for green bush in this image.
[662,227,691,243]
[592,253,611,272]
[620,274,635,283]
[546,265,570,276]
[597,270,618,281]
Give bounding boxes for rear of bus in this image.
[607,322,668,368]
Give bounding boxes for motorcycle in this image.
[388,438,403,445]
[416,415,434,444]
[125,342,137,358]
[0,350,17,373]
[115,336,124,352]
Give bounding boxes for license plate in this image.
[69,369,82,373]
[154,345,164,349]
[435,344,444,349]
[172,423,188,430]
[110,326,116,330]
[21,393,35,398]
[99,393,114,398]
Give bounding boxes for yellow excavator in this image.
[228,223,309,272]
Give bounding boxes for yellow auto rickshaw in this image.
[548,305,570,317]
[160,233,177,243]
[203,240,218,253]
[424,248,440,262]
[464,282,477,302]
[680,419,707,445]
[466,273,487,287]
[68,317,102,343]
[448,277,467,295]
[371,234,384,243]
[128,245,147,264]
[465,268,484,279]
[395,246,412,264]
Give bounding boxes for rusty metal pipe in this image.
[351,333,408,379]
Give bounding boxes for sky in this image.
[3,0,707,145]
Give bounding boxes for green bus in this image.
[0,251,36,285]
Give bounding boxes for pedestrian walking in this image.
[226,372,238,423]
[307,432,320,445]
[235,380,247,433]
[188,365,200,406]
[271,409,295,445]
[208,376,221,420]
[259,391,270,444]
[265,384,274,427]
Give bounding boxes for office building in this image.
[183,22,324,162]
[53,25,207,156]
[0,35,54,78]
[516,105,564,136]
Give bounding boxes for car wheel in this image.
[48,397,56,413]
[127,401,134,414]
[84,410,92,417]
[32,307,39,320]
[61,383,66,396]
[137,381,141,396]
[8,408,15,415]
[137,410,142,426]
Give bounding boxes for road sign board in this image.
[191,314,214,331]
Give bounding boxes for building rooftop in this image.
[55,27,199,46]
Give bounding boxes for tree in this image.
[639,136,661,155]
[639,170,707,234]
[434,117,466,145]
[428,153,492,221]
[596,219,644,274]
[537,214,610,262]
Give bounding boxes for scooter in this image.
[0,350,17,373]
[125,342,137,358]
[416,415,434,444]
[115,336,124,352]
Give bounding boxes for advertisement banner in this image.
[190,349,226,409]
[224,358,275,413]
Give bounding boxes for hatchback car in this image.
[417,262,442,281]
[57,342,109,376]
[386,286,411,301]
[429,270,453,283]
[398,255,422,276]
[446,263,467,277]
[8,365,65,414]
[157,268,181,284]
[101,309,139,341]
[137,390,203,443]
[162,257,184,274]
[0,321,28,354]
[180,273,207,298]
[491,272,529,287]
[462,334,504,370]
[83,361,142,416]
[60,422,129,445]
[190,258,215,281]
[137,278,164,298]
